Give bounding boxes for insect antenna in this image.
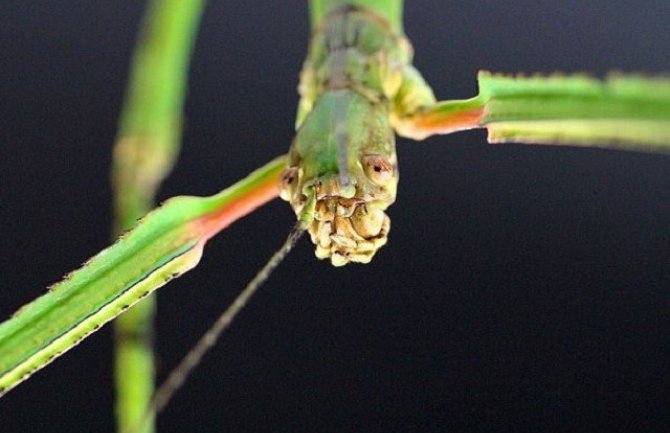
[127,222,307,433]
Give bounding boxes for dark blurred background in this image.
[1,1,669,432]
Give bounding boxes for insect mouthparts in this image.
[310,198,390,266]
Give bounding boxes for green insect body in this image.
[281,5,431,266]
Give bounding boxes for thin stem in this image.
[111,0,206,432]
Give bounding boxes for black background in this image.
[1,1,669,432]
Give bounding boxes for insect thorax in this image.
[280,6,411,266]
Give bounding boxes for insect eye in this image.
[279,167,300,201]
[362,155,394,185]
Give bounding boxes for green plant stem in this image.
[111,1,205,432]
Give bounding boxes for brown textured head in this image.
[280,91,398,266]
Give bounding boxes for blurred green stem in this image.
[111,1,205,432]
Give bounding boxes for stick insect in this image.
[1,1,668,432]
